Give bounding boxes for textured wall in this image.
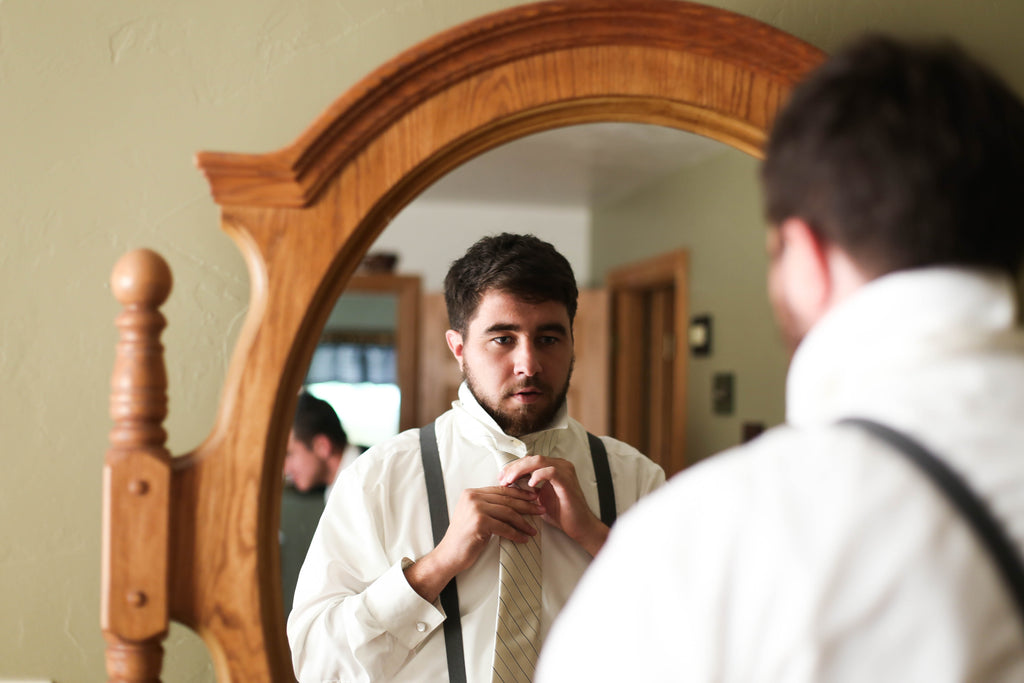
[592,147,788,462]
[381,199,592,292]
[3,1,1024,682]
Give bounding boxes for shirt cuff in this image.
[363,558,446,650]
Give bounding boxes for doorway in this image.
[607,250,689,476]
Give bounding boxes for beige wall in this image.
[592,147,789,462]
[383,199,593,292]
[4,1,1024,681]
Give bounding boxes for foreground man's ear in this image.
[445,329,465,371]
[775,217,871,331]
[775,217,834,329]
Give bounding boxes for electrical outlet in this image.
[712,372,734,415]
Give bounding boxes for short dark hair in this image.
[762,34,1024,277]
[443,233,579,335]
[292,392,348,451]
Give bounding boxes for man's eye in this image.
[492,336,512,345]
[538,336,561,345]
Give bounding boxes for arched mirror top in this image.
[196,0,824,208]
[103,2,825,682]
[191,2,825,459]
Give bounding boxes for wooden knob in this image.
[128,479,150,495]
[111,249,173,308]
[126,590,148,607]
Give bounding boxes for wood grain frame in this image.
[607,249,690,476]
[102,1,825,680]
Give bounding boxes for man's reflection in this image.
[285,392,361,499]
[281,392,362,614]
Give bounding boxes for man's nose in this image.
[513,344,541,376]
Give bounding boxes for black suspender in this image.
[418,423,617,682]
[840,418,1024,630]
[419,421,469,683]
[587,431,617,526]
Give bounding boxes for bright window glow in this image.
[305,381,401,447]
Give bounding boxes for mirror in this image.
[277,119,790,627]
[302,121,786,469]
[103,2,825,680]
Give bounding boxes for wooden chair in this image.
[101,1,825,680]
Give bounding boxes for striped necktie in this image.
[492,451,542,683]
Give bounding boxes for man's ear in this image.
[445,329,465,371]
[777,217,832,325]
[312,434,333,461]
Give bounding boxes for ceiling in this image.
[417,122,730,208]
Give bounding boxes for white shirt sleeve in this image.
[287,445,446,683]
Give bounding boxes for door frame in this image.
[606,249,689,476]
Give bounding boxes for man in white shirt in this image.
[537,35,1024,682]
[288,233,665,682]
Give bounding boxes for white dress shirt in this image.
[322,442,361,504]
[288,383,665,682]
[537,267,1024,682]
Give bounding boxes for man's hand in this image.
[404,485,544,603]
[499,455,609,557]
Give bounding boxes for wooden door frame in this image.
[344,274,422,432]
[606,249,689,476]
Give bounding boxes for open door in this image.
[418,292,462,425]
[607,250,689,476]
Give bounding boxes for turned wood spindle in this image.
[102,249,173,683]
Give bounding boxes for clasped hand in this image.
[498,454,606,555]
[405,455,608,603]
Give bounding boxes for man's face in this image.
[284,429,329,492]
[447,289,574,437]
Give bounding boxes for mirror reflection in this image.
[281,271,423,613]
[279,121,791,616]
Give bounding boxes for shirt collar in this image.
[786,267,1018,426]
[452,381,570,457]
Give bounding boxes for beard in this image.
[464,358,573,437]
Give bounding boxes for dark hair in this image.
[444,233,579,335]
[762,34,1024,277]
[292,392,348,451]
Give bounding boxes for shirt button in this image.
[416,622,427,632]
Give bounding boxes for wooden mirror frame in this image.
[102,1,825,681]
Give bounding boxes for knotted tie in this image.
[492,451,542,683]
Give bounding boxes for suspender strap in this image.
[587,432,617,526]
[419,423,618,682]
[419,422,468,683]
[840,417,1024,629]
